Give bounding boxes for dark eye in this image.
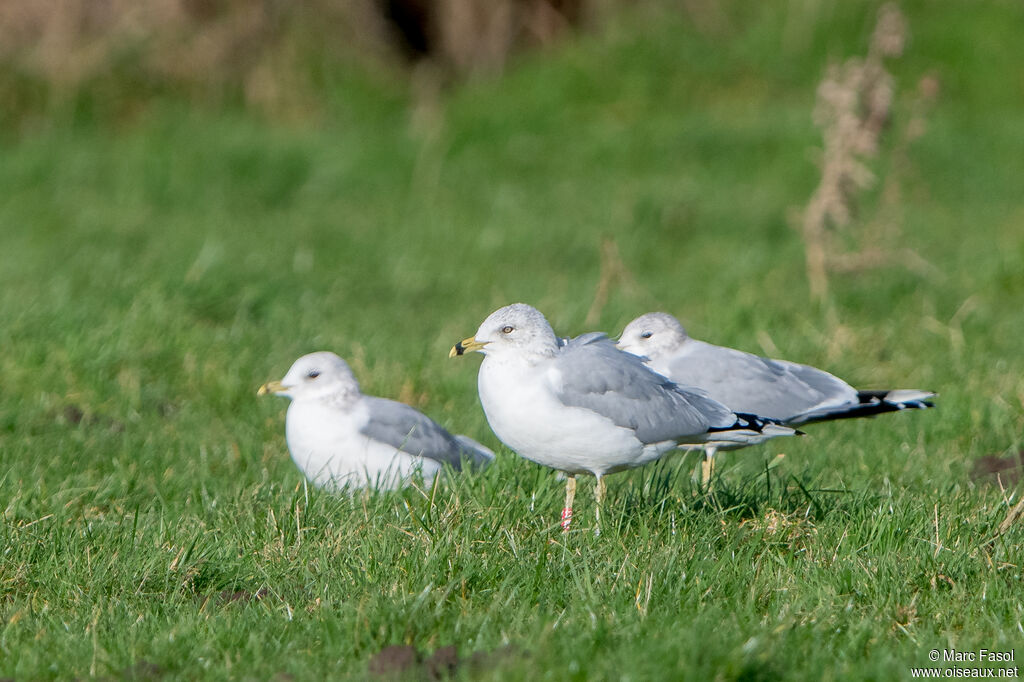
[640,331,653,339]
[501,325,514,334]
[307,370,321,379]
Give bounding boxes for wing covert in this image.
[360,398,467,469]
[552,334,736,443]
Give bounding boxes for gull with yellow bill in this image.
[618,312,935,426]
[259,351,493,492]
[449,303,798,530]
[617,312,935,483]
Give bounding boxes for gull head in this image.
[258,351,360,402]
[450,303,560,360]
[617,312,688,360]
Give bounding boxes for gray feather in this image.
[553,334,737,443]
[666,340,857,422]
[360,397,481,470]
[453,435,495,468]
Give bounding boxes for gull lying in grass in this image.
[618,312,935,479]
[449,303,797,530]
[259,351,493,492]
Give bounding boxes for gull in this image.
[618,312,936,424]
[259,351,493,492]
[618,312,935,477]
[449,303,797,530]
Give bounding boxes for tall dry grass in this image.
[798,3,937,304]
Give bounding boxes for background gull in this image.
[618,312,935,428]
[449,303,797,529]
[259,351,493,492]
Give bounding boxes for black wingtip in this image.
[707,412,785,434]
[856,390,937,410]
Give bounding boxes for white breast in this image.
[477,356,674,476]
[284,399,443,491]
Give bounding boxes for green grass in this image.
[2,1,1024,679]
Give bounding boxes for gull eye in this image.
[640,331,653,339]
[501,325,514,334]
[307,370,321,379]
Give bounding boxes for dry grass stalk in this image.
[585,236,638,326]
[739,509,818,555]
[800,3,909,302]
[996,497,1024,537]
[828,70,941,286]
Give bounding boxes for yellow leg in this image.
[700,446,718,492]
[561,475,577,531]
[594,475,606,533]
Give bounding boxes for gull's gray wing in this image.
[665,340,858,422]
[360,397,472,470]
[452,435,495,468]
[551,333,738,444]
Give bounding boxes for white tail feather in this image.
[884,389,937,404]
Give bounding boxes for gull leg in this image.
[594,475,606,534]
[701,446,718,493]
[561,475,577,532]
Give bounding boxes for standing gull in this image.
[259,351,493,492]
[618,312,935,425]
[449,303,797,529]
[619,312,934,479]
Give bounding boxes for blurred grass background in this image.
[1,0,1023,679]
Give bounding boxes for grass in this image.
[2,0,1024,679]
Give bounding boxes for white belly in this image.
[477,357,675,476]
[285,400,442,491]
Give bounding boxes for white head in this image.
[617,312,689,361]
[450,303,560,361]
[258,351,361,404]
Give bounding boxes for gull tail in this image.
[789,390,937,426]
[454,435,495,468]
